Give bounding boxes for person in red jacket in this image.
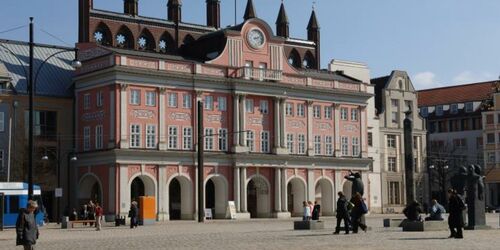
[95,202,104,231]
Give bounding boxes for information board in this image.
[227,201,236,220]
[204,208,213,220]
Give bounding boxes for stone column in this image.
[240,167,247,213]
[159,88,167,150]
[275,168,282,212]
[306,101,314,156]
[307,168,315,201]
[279,98,286,149]
[119,84,129,149]
[234,166,241,212]
[273,97,281,152]
[157,166,168,220]
[233,93,240,149]
[239,95,246,147]
[281,167,288,212]
[334,103,341,157]
[119,164,129,217]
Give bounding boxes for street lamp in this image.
[428,160,449,206]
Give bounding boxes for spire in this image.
[168,0,182,23]
[206,0,220,29]
[306,6,320,69]
[243,0,257,20]
[276,1,289,38]
[307,9,319,31]
[124,0,139,16]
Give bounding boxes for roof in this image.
[417,81,495,107]
[370,75,390,115]
[0,39,76,97]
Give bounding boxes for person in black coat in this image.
[311,201,321,220]
[16,200,39,249]
[448,189,465,239]
[333,192,350,234]
[350,193,368,233]
[129,201,139,229]
[403,201,423,221]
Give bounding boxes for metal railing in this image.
[236,66,282,81]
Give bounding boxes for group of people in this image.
[333,191,368,234]
[302,201,321,221]
[65,200,104,231]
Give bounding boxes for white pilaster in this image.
[233,93,240,147]
[119,164,129,217]
[273,97,281,152]
[307,168,315,201]
[120,84,129,149]
[159,88,167,150]
[306,101,314,156]
[234,166,241,212]
[275,168,282,212]
[334,103,341,157]
[360,106,367,158]
[240,167,247,213]
[281,167,288,212]
[239,95,246,147]
[109,91,116,148]
[158,166,168,220]
[279,99,286,149]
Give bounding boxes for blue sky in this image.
[1,0,500,90]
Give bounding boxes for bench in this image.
[383,218,404,227]
[402,220,449,232]
[293,220,325,230]
[70,220,96,228]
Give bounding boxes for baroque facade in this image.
[74,0,373,220]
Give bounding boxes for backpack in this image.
[360,201,368,214]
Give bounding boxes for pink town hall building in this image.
[73,0,373,220]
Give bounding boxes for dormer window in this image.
[465,102,473,113]
[421,107,428,117]
[436,105,443,116]
[450,104,458,114]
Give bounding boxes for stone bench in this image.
[383,218,404,227]
[402,220,448,232]
[293,220,325,230]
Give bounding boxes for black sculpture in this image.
[345,171,364,198]
[450,165,468,196]
[473,164,485,201]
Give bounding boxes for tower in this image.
[276,1,289,38]
[78,0,93,43]
[124,0,139,16]
[243,0,256,20]
[168,0,182,23]
[206,0,221,29]
[307,8,320,69]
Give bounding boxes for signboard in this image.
[204,208,213,220]
[227,201,236,220]
[55,188,63,198]
[0,193,4,231]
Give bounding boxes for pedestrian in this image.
[81,204,88,225]
[302,201,311,221]
[448,189,465,239]
[403,200,423,221]
[425,199,446,221]
[333,191,350,234]
[70,208,78,221]
[311,201,321,220]
[88,200,95,227]
[95,202,103,231]
[308,201,314,219]
[350,193,368,233]
[16,200,39,250]
[129,201,139,229]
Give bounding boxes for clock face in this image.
[247,29,265,49]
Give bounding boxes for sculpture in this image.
[450,165,468,196]
[345,171,364,198]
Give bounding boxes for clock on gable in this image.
[247,28,265,49]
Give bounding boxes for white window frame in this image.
[297,103,305,117]
[298,134,306,155]
[287,134,294,154]
[465,102,473,113]
[130,124,141,148]
[246,130,255,151]
[0,112,4,132]
[314,135,321,155]
[218,96,227,111]
[387,135,396,148]
[324,106,332,120]
[83,126,91,151]
[146,91,156,107]
[450,104,458,114]
[168,93,178,108]
[352,137,360,157]
[388,157,397,172]
[261,131,270,153]
[96,91,103,107]
[313,105,321,119]
[205,128,214,150]
[245,99,254,113]
[421,107,428,117]
[146,124,156,149]
[286,103,294,116]
[436,105,443,116]
[95,125,103,150]
[341,136,349,156]
[260,100,269,114]
[218,128,228,151]
[130,90,140,105]
[83,94,91,110]
[340,108,348,120]
[183,94,192,109]
[325,136,333,156]
[183,127,193,150]
[204,96,214,110]
[168,126,178,149]
[351,109,358,121]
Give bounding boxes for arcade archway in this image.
[205,175,228,219]
[247,176,271,218]
[287,177,306,217]
[315,178,334,216]
[168,175,193,220]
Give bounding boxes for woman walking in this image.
[448,189,465,239]
[350,193,368,233]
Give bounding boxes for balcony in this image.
[235,67,282,82]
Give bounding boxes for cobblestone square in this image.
[1,214,499,250]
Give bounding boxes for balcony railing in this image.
[235,67,282,82]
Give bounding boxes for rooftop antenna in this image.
[234,0,237,25]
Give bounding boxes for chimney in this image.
[206,0,221,29]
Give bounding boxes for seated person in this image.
[425,199,446,221]
[403,201,423,221]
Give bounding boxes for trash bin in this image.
[61,216,69,229]
[115,215,125,226]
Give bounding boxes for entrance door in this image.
[169,178,181,220]
[247,179,258,218]
[205,179,215,213]
[130,178,145,202]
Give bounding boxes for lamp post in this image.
[429,159,449,206]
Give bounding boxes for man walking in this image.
[16,200,39,250]
[333,192,350,234]
[448,189,465,239]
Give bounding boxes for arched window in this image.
[115,25,134,49]
[287,49,301,68]
[303,51,315,69]
[137,28,155,51]
[159,32,175,53]
[93,22,112,46]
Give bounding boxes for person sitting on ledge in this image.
[425,199,446,221]
[403,200,423,221]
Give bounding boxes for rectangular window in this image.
[287,134,294,154]
[261,131,270,153]
[84,94,91,110]
[313,105,321,119]
[341,136,349,156]
[218,128,228,151]
[341,108,348,120]
[146,125,156,149]
[465,102,473,112]
[96,91,103,107]
[130,124,141,148]
[183,94,192,108]
[246,131,255,151]
[388,157,397,172]
[83,126,91,151]
[168,126,178,149]
[286,103,294,116]
[391,99,399,123]
[297,103,305,117]
[218,96,227,111]
[387,135,396,148]
[205,128,214,150]
[245,99,254,113]
[351,109,358,121]
[314,135,321,155]
[130,90,140,105]
[450,104,458,114]
[183,127,192,150]
[488,152,496,163]
[487,114,494,125]
[388,181,401,205]
[487,133,495,144]
[352,137,360,157]
[324,106,332,120]
[168,93,178,107]
[368,132,373,147]
[146,91,156,106]
[204,96,214,110]
[436,105,443,116]
[325,136,333,156]
[421,107,428,117]
[260,100,269,114]
[95,125,103,150]
[0,112,4,132]
[298,134,306,154]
